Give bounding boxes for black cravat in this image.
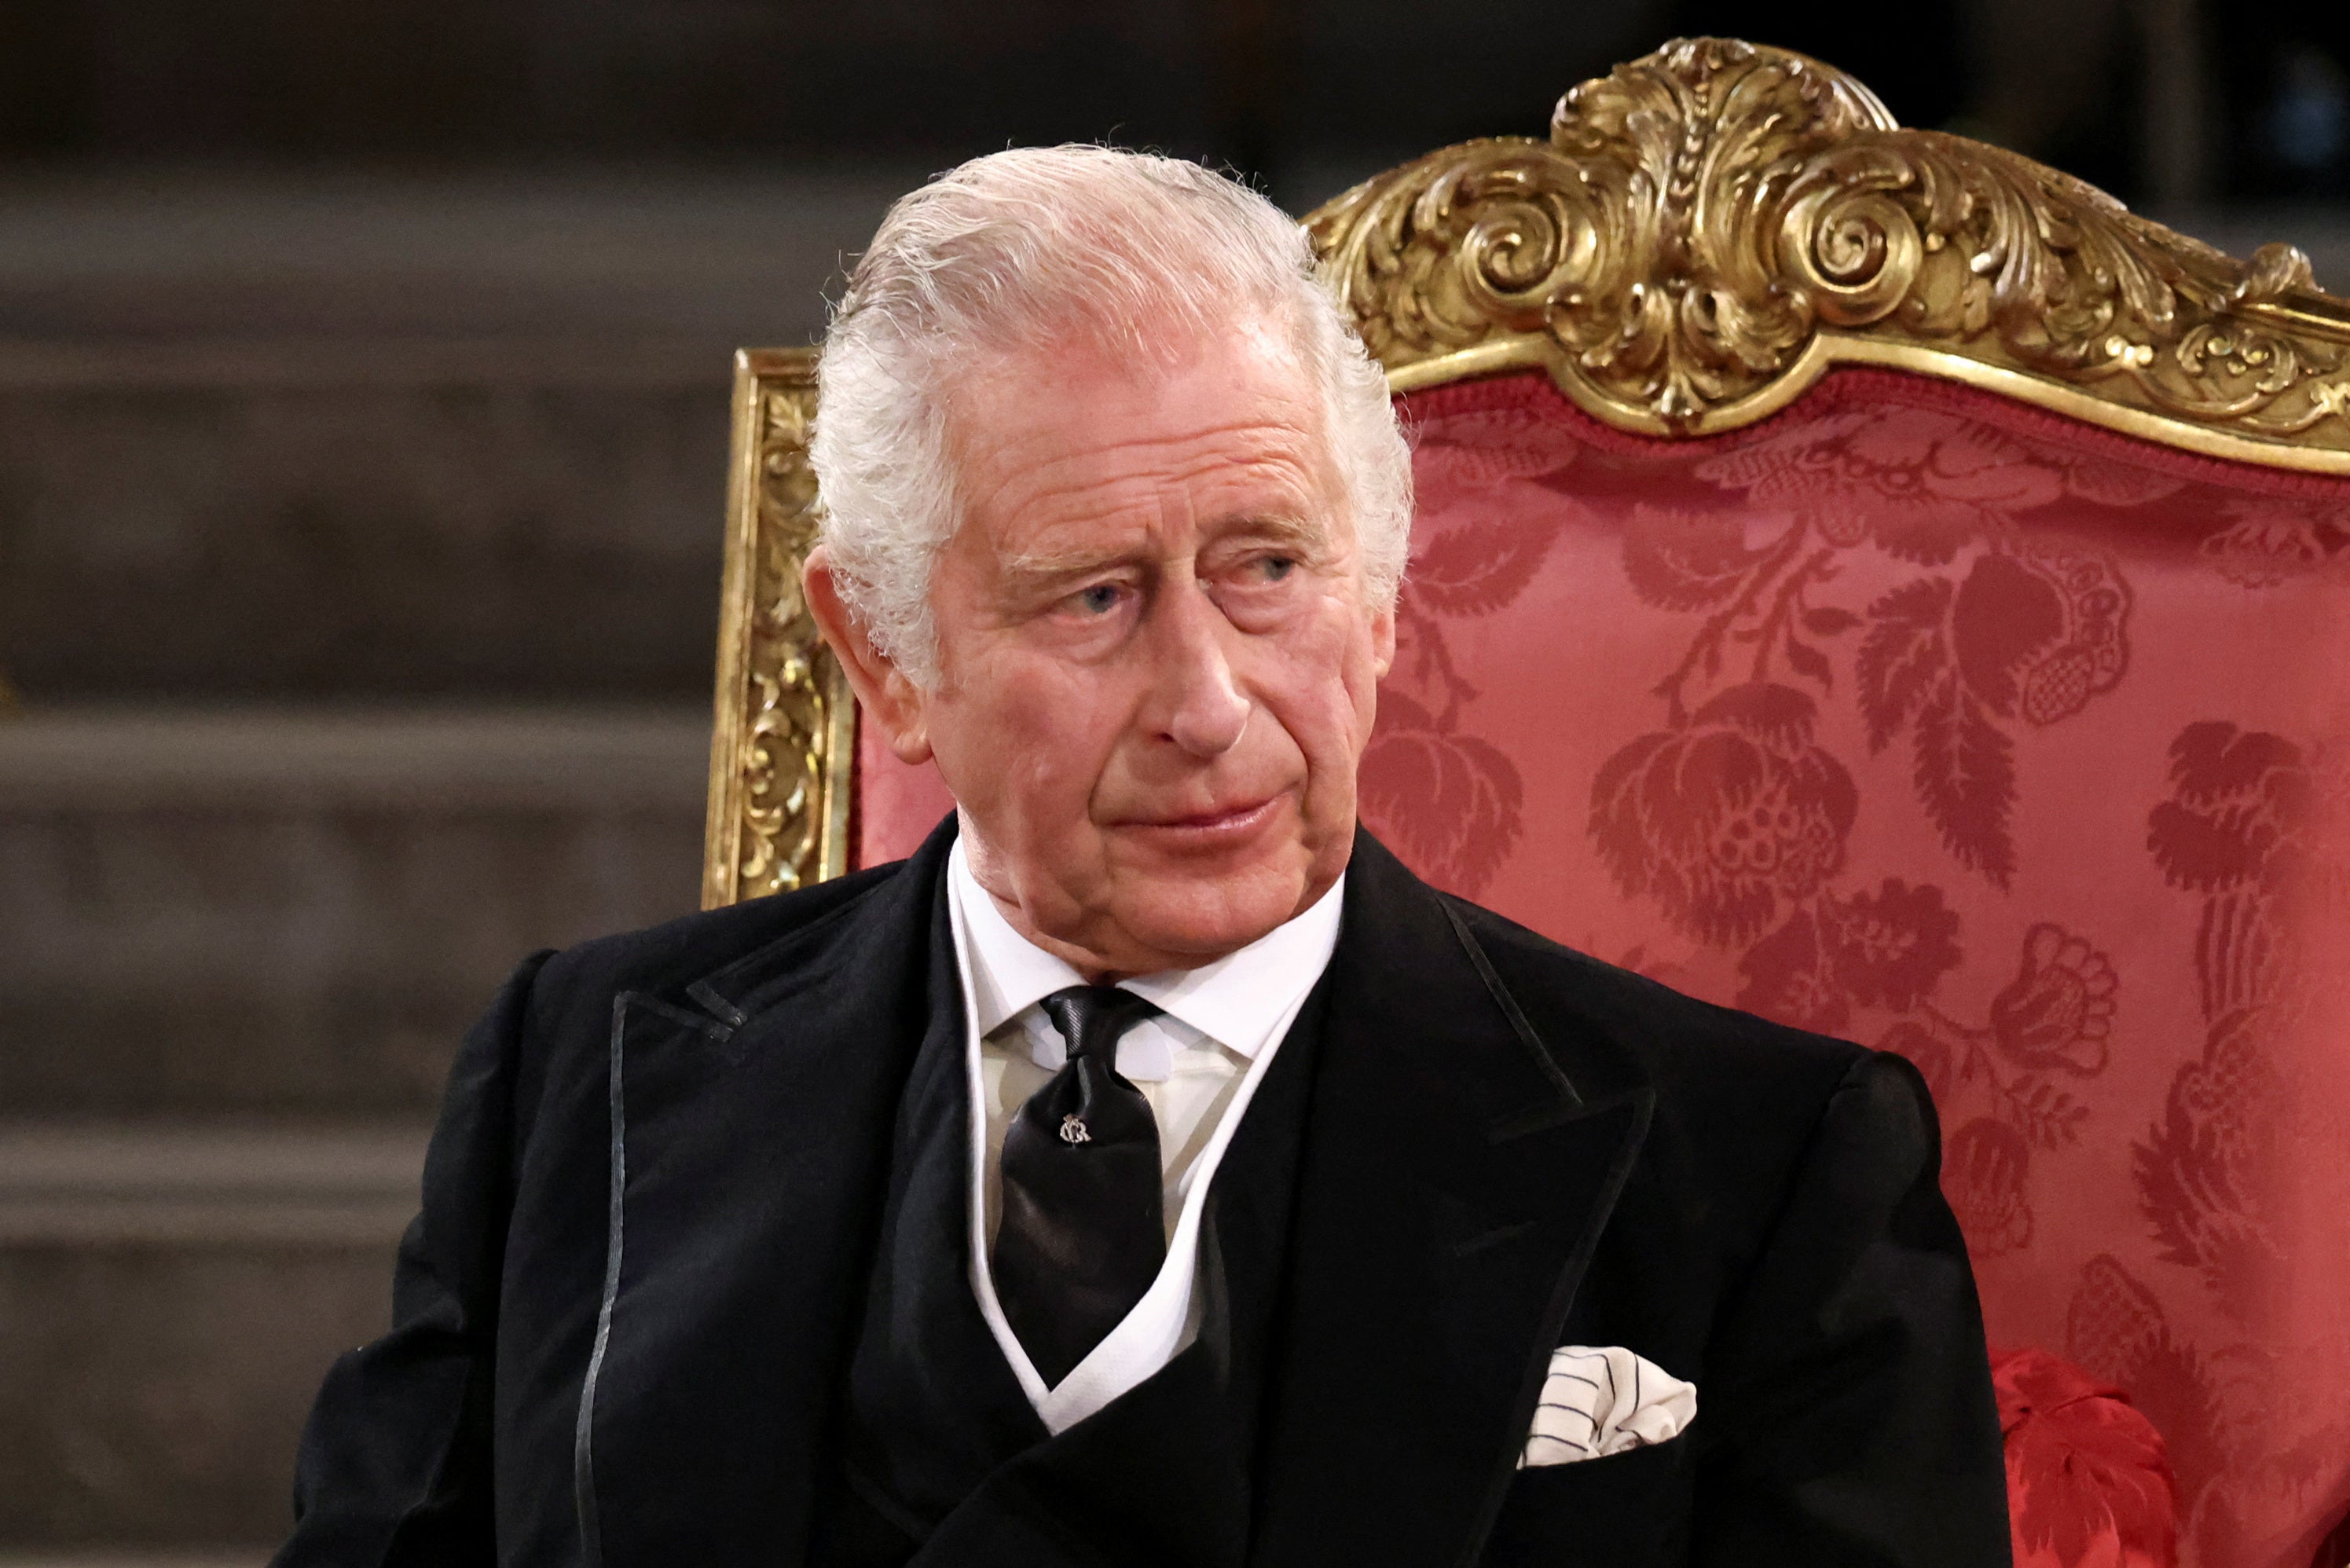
[993,984,1168,1387]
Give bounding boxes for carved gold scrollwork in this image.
[702,349,854,908]
[1308,36,2350,467]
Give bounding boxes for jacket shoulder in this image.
[492,858,914,1090]
[534,859,903,1003]
[1440,892,1868,1113]
[1439,892,1934,1286]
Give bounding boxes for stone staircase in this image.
[0,709,706,1553]
[0,169,915,1559]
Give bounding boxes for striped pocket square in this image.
[1520,1345,1697,1467]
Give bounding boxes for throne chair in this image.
[700,39,2350,1568]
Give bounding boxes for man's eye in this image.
[1256,556,1296,582]
[1073,584,1122,614]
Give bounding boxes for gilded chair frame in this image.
[702,35,2350,910]
[702,347,856,909]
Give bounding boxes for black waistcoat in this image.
[812,889,1332,1568]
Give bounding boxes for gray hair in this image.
[808,144,1413,686]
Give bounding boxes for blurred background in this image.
[1,0,2345,1560]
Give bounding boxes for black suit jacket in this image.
[277,821,2011,1567]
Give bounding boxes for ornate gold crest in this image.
[1308,37,2350,465]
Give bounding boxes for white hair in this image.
[808,144,1413,686]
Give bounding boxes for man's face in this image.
[826,324,1394,976]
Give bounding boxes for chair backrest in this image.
[704,39,2350,1568]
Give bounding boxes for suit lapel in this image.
[1252,836,1653,1568]
[581,821,961,1568]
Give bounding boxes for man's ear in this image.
[1369,598,1397,682]
[802,546,935,766]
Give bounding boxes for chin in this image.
[1115,866,1314,963]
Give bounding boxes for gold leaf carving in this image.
[702,349,853,908]
[1307,36,2350,467]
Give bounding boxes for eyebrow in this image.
[998,513,1333,586]
[1221,513,1331,555]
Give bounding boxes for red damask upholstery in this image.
[854,366,2350,1568]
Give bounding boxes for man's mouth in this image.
[1122,795,1282,836]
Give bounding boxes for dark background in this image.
[0,2,2343,1560]
[0,0,2343,200]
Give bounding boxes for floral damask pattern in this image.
[2136,721,2350,1313]
[1589,683,1857,947]
[1859,543,2131,882]
[2198,500,2350,588]
[1353,365,2350,1568]
[2065,1253,2247,1566]
[1358,689,1524,899]
[1868,920,2117,1258]
[1356,401,1582,897]
[1550,379,2154,1266]
[1736,875,1961,1035]
[1648,407,2143,887]
[1695,407,2075,562]
[2067,720,2350,1566]
[1989,925,2119,1075]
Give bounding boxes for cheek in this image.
[934,661,1129,821]
[1253,610,1384,771]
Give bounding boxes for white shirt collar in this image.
[947,837,1344,1063]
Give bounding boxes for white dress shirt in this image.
[946,839,1343,1434]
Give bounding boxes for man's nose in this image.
[1150,580,1249,758]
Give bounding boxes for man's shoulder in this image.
[530,857,914,1019]
[1435,891,1927,1262]
[1439,892,1871,1123]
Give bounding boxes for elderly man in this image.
[277,148,2011,1567]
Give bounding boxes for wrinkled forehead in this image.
[934,316,1348,548]
[941,303,1314,414]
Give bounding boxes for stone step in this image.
[0,706,707,1117]
[0,169,904,346]
[0,169,915,704]
[0,1119,424,1551]
[0,357,731,702]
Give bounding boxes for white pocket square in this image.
[1520,1345,1697,1467]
